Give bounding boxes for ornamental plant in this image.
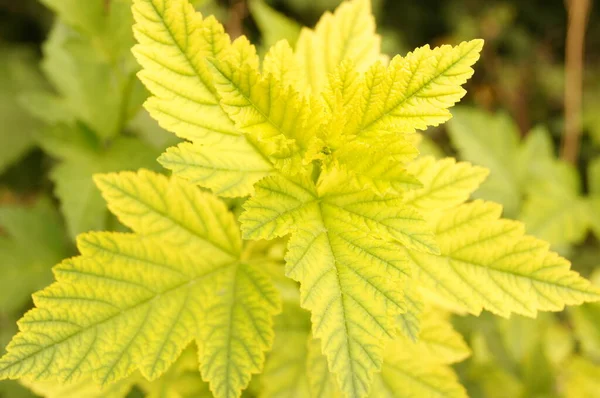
[1,0,599,397]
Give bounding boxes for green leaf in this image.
[50,135,161,238]
[40,0,136,62]
[0,45,46,173]
[446,116,591,249]
[0,171,281,398]
[584,87,600,148]
[516,125,555,184]
[240,171,438,398]
[520,185,589,248]
[39,0,105,38]
[569,301,600,361]
[520,343,555,397]
[517,148,589,248]
[447,108,522,217]
[127,110,181,151]
[589,157,600,196]
[18,91,74,126]
[590,198,600,241]
[249,0,301,50]
[41,23,135,140]
[589,159,600,240]
[0,199,69,314]
[0,380,37,398]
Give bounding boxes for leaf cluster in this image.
[0,1,599,398]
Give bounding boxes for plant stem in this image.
[561,0,591,164]
[226,0,248,40]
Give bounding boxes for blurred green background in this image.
[1,0,600,397]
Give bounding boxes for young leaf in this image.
[132,0,273,197]
[0,171,280,398]
[209,47,324,172]
[294,0,382,93]
[240,171,438,397]
[350,40,483,137]
[131,0,235,142]
[262,40,305,91]
[313,39,483,194]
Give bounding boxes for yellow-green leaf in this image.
[403,156,488,213]
[0,171,281,398]
[259,303,311,398]
[351,40,483,137]
[132,0,272,196]
[294,0,382,94]
[406,200,600,317]
[209,51,324,172]
[369,337,467,398]
[240,171,438,398]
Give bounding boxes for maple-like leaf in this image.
[240,169,438,398]
[0,171,280,398]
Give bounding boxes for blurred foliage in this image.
[1,0,600,397]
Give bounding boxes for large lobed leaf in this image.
[0,171,280,398]
[240,169,438,398]
[305,309,471,398]
[404,199,600,317]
